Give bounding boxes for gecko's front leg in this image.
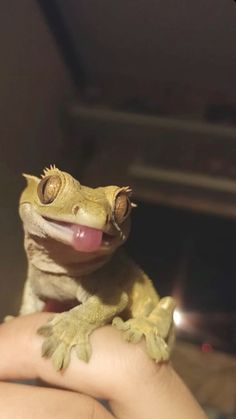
[37,291,128,371]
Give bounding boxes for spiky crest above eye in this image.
[120,186,132,195]
[119,186,137,208]
[41,164,61,178]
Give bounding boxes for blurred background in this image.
[0,0,236,417]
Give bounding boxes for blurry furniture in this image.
[65,103,236,219]
[172,341,236,416]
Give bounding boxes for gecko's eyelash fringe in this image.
[41,164,60,178]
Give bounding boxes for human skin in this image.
[0,313,207,419]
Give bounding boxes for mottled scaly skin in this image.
[9,166,175,371]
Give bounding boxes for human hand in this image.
[0,313,207,419]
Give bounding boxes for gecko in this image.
[12,165,175,371]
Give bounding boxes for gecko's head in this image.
[19,165,136,256]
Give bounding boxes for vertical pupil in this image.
[122,198,128,216]
[42,180,48,195]
[45,180,54,196]
[116,195,129,222]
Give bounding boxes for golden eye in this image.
[113,193,131,225]
[37,175,61,204]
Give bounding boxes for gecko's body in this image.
[17,166,175,370]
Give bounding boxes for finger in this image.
[0,382,114,419]
[0,313,152,400]
[0,314,207,419]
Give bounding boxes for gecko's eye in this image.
[113,192,131,225]
[38,175,61,204]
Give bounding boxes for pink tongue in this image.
[72,224,103,252]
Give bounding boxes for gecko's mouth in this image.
[42,216,115,253]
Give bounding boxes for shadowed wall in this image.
[0,0,73,319]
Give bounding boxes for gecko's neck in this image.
[24,232,113,277]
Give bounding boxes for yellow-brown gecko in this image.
[12,165,175,370]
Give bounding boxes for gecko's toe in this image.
[52,342,74,371]
[41,337,59,358]
[76,339,92,363]
[123,328,142,343]
[146,333,169,362]
[51,342,68,371]
[37,324,53,338]
[112,316,129,331]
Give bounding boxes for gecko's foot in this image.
[37,311,95,370]
[113,317,170,362]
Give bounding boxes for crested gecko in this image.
[12,166,175,370]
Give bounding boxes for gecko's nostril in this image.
[72,205,80,215]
